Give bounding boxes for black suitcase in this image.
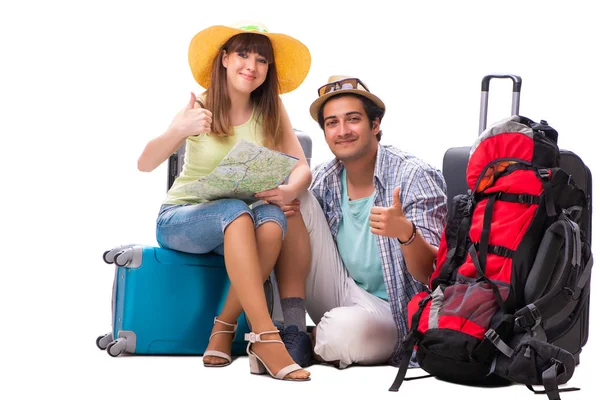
[442,74,593,363]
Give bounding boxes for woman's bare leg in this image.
[204,220,282,364]
[208,215,309,379]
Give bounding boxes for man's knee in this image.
[313,308,362,365]
[314,307,396,368]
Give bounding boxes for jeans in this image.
[156,199,287,255]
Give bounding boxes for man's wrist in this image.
[398,220,417,246]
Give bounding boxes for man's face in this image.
[322,96,380,162]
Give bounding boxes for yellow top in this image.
[164,108,263,204]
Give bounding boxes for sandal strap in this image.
[209,330,237,340]
[209,317,238,340]
[203,350,232,364]
[214,317,238,329]
[275,363,302,380]
[244,330,282,344]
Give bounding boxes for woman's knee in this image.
[156,201,252,253]
[252,203,287,238]
[219,199,254,230]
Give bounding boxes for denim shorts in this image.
[156,199,287,255]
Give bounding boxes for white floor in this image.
[3,241,597,400]
[41,344,600,399]
[7,319,597,400]
[97,354,593,399]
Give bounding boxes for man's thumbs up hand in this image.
[369,186,413,240]
[391,186,404,215]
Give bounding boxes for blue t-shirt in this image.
[336,168,388,301]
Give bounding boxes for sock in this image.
[281,297,307,332]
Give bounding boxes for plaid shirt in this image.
[310,144,447,366]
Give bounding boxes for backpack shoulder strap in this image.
[515,214,592,336]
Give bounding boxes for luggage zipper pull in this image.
[524,346,531,359]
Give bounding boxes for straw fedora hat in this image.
[309,75,386,121]
[188,21,311,94]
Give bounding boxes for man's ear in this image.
[372,118,381,136]
[221,50,228,68]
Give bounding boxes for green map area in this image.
[181,139,298,203]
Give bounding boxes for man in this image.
[277,75,447,368]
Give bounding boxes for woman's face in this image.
[222,50,269,95]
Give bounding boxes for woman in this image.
[137,22,312,381]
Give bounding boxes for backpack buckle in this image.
[528,304,542,329]
[484,329,514,358]
[515,304,542,331]
[517,194,539,204]
[538,169,551,180]
[484,329,500,343]
[550,358,566,375]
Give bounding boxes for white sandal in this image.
[245,330,310,381]
[203,317,237,367]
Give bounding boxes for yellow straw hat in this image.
[309,75,386,121]
[188,21,311,94]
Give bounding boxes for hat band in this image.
[237,24,268,33]
[317,78,370,97]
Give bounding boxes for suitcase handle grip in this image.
[479,74,522,134]
[481,75,522,92]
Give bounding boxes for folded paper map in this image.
[181,139,299,203]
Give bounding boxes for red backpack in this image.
[389,116,592,400]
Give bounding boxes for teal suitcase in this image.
[98,130,312,356]
[96,245,254,356]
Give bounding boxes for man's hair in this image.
[317,93,384,141]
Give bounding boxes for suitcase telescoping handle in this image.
[479,74,522,134]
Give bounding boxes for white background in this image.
[1,0,598,399]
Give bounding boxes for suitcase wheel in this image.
[114,249,133,267]
[106,337,127,357]
[102,250,114,264]
[103,245,135,264]
[96,333,113,350]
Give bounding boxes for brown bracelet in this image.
[398,221,417,246]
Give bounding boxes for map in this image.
[181,139,299,203]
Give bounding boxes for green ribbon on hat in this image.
[238,25,268,33]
